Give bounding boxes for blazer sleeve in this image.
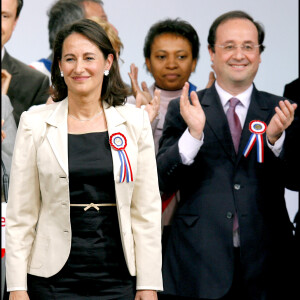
[5,112,41,291]
[130,110,163,291]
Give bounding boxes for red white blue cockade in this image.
[243,120,267,163]
[109,132,133,183]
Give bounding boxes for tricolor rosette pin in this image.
[243,120,267,163]
[109,133,133,183]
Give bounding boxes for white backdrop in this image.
[5,0,299,221]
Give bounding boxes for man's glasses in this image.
[214,43,261,53]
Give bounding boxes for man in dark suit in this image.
[157,11,298,300]
[1,0,49,126]
[283,78,300,291]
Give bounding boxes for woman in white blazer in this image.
[6,19,162,300]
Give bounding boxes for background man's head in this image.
[48,0,84,51]
[1,0,23,48]
[75,0,107,20]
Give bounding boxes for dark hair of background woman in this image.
[51,18,129,106]
[143,18,200,61]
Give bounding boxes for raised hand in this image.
[135,290,157,300]
[266,100,297,144]
[128,63,152,107]
[145,89,161,123]
[9,291,30,300]
[2,69,12,95]
[180,82,206,140]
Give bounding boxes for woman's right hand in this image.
[9,291,30,300]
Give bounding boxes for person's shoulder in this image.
[116,103,144,118]
[285,78,299,88]
[115,103,146,128]
[8,54,49,81]
[21,102,60,124]
[254,88,285,103]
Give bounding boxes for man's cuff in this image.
[178,128,203,165]
[267,131,285,157]
[7,287,27,292]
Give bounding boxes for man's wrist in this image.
[267,133,282,145]
[188,128,203,140]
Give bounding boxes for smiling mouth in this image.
[229,64,248,69]
[72,76,90,81]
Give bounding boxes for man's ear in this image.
[208,45,215,63]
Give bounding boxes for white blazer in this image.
[5,98,163,291]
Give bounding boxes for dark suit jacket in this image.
[2,50,50,126]
[283,78,300,265]
[157,83,296,299]
[283,78,300,191]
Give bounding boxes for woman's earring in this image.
[104,70,109,76]
[60,71,64,77]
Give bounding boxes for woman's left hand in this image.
[135,290,158,300]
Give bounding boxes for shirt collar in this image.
[215,81,253,110]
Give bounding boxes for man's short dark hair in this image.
[208,10,265,53]
[143,18,200,61]
[75,0,104,5]
[47,0,85,50]
[16,0,23,18]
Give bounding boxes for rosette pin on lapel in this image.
[243,120,267,163]
[109,133,133,182]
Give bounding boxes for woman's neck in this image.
[67,93,102,118]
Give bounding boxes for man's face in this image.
[209,18,261,93]
[1,0,18,48]
[82,1,108,21]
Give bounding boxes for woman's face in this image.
[59,32,113,98]
[146,33,197,91]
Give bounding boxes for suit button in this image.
[234,184,240,190]
[226,212,233,219]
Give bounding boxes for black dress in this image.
[27,131,136,300]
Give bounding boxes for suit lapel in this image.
[201,85,236,163]
[103,103,127,182]
[46,99,69,176]
[237,86,271,162]
[103,103,135,208]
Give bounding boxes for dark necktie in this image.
[226,97,242,153]
[226,98,242,232]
